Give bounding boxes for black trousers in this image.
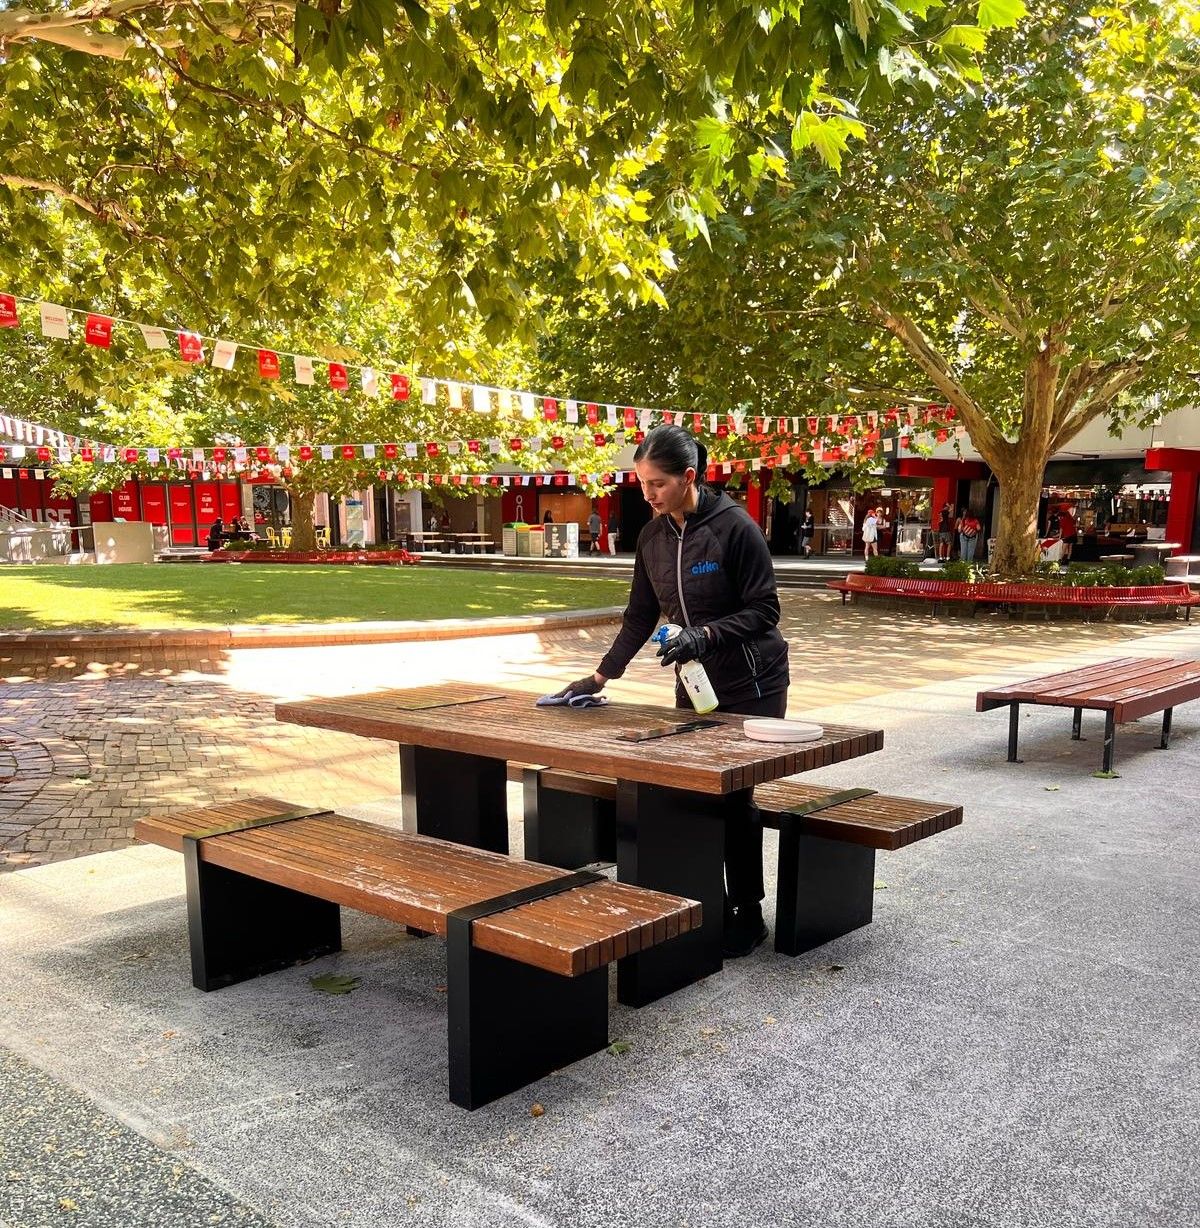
[676,687,788,910]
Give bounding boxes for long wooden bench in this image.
[828,572,1199,618]
[135,797,699,1110]
[507,765,961,957]
[977,655,1200,772]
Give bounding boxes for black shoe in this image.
[723,905,768,958]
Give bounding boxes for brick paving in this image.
[1,592,1192,871]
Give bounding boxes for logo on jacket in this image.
[691,560,720,575]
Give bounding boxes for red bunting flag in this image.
[543,397,558,421]
[256,447,271,463]
[85,314,114,348]
[391,374,410,401]
[634,430,645,444]
[212,447,227,462]
[551,436,564,450]
[717,424,729,439]
[426,442,440,458]
[623,407,636,428]
[0,295,18,328]
[123,447,139,462]
[509,438,523,451]
[586,403,599,425]
[37,446,51,461]
[298,445,313,462]
[468,439,480,453]
[383,443,398,460]
[692,414,703,434]
[341,444,355,459]
[178,332,203,362]
[328,363,349,391]
[594,433,606,446]
[257,349,281,379]
[80,447,94,462]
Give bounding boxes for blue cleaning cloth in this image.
[535,692,609,708]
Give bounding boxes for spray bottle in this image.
[653,623,719,714]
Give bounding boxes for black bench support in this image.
[1102,711,1117,773]
[183,809,342,992]
[775,829,875,956]
[1007,702,1022,763]
[1071,707,1084,740]
[447,871,606,1110]
[1160,707,1173,750]
[522,769,616,869]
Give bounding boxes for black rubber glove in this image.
[553,674,604,700]
[656,626,708,667]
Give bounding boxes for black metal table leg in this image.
[1101,711,1117,772]
[1007,703,1022,762]
[399,744,508,853]
[1160,707,1174,749]
[522,768,616,869]
[615,780,725,1008]
[183,846,341,992]
[1071,707,1084,740]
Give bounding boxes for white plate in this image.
[743,718,824,743]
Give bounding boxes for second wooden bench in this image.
[509,765,961,956]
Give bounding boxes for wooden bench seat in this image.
[135,797,698,1109]
[977,655,1200,772]
[509,766,961,958]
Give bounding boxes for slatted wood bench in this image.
[134,797,699,1110]
[508,765,961,957]
[977,655,1200,772]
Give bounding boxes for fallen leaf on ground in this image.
[1091,770,1121,779]
[530,1102,545,1118]
[309,974,361,995]
[606,1039,632,1056]
[762,1016,777,1025]
[1044,785,1060,791]
[827,964,845,973]
[874,881,888,890]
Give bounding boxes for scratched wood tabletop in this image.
[276,684,884,795]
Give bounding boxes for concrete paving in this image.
[2,596,1199,1226]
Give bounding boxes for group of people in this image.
[934,504,984,562]
[204,516,254,550]
[860,507,891,559]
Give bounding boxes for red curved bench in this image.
[828,573,1198,618]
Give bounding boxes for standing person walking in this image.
[958,509,982,563]
[550,424,790,956]
[861,507,880,559]
[799,508,815,558]
[587,507,603,555]
[935,503,954,561]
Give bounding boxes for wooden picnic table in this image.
[275,683,883,1005]
[977,656,1200,772]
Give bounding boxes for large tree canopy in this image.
[0,0,1014,341]
[538,0,1200,571]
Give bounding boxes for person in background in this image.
[543,509,554,524]
[874,506,891,555]
[936,503,954,561]
[958,508,982,563]
[588,507,603,555]
[1058,503,1077,563]
[799,508,815,558]
[205,517,224,550]
[427,510,439,533]
[549,424,789,957]
[861,507,880,559]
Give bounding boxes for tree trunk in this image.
[288,488,317,552]
[989,452,1048,575]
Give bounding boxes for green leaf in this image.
[606,1039,632,1056]
[977,0,1026,30]
[309,974,362,995]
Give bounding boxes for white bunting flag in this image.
[233,447,247,465]
[404,442,418,459]
[102,446,116,462]
[421,379,437,405]
[448,441,461,455]
[497,389,513,414]
[361,368,379,396]
[722,462,733,475]
[447,382,463,409]
[0,469,9,480]
[294,355,315,385]
[275,445,289,463]
[319,444,334,460]
[520,392,536,419]
[529,436,543,451]
[565,401,578,424]
[139,324,170,350]
[362,443,376,459]
[472,385,491,414]
[10,445,25,459]
[39,303,70,339]
[147,448,161,464]
[488,438,501,453]
[606,404,618,425]
[191,448,204,463]
[709,414,719,432]
[638,409,653,431]
[211,339,238,370]
[57,447,70,462]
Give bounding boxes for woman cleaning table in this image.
[551,424,790,956]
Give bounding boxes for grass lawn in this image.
[0,564,628,630]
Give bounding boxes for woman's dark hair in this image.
[633,424,707,482]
